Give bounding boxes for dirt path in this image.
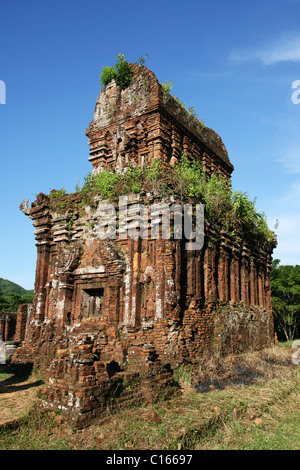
[0,366,44,426]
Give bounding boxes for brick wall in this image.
[13,64,276,427]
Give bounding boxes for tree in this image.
[5,293,22,312]
[0,288,34,313]
[270,260,300,341]
[99,54,133,90]
[0,287,8,311]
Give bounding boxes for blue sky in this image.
[1,0,300,289]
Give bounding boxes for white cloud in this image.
[230,33,300,65]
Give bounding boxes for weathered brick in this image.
[12,63,276,428]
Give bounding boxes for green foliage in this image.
[144,158,162,182]
[0,278,34,312]
[91,170,121,199]
[0,407,70,450]
[161,80,205,127]
[49,188,66,200]
[19,293,35,303]
[143,159,164,194]
[202,173,232,221]
[270,261,300,341]
[0,287,6,308]
[173,153,204,199]
[171,153,273,245]
[174,363,194,385]
[187,106,198,118]
[48,188,68,211]
[0,286,34,313]
[232,190,257,224]
[114,54,133,89]
[122,165,143,194]
[0,278,32,296]
[136,53,148,65]
[232,190,272,242]
[172,94,186,110]
[55,152,273,248]
[79,170,121,200]
[76,160,166,203]
[4,293,23,311]
[172,153,232,219]
[99,54,133,90]
[99,66,117,88]
[161,80,174,93]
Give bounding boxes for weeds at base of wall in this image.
[173,363,194,385]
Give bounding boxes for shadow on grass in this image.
[193,347,296,393]
[0,363,44,394]
[196,357,263,392]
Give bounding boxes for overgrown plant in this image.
[48,152,273,249]
[173,153,204,200]
[231,190,272,242]
[82,170,121,200]
[100,54,133,89]
[161,80,174,93]
[172,153,272,245]
[99,53,148,90]
[75,160,165,202]
[202,173,232,222]
[161,80,205,127]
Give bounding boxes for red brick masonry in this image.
[13,64,276,428]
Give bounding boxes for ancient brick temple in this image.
[13,64,276,427]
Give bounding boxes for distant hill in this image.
[0,277,34,296]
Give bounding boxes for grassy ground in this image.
[0,364,44,426]
[0,343,299,450]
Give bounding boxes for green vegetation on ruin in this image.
[99,54,205,128]
[161,79,206,128]
[48,53,274,250]
[48,153,274,251]
[99,53,148,90]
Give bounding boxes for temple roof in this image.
[86,64,233,173]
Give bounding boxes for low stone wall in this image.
[0,313,17,342]
[14,303,33,343]
[0,304,33,345]
[37,329,178,428]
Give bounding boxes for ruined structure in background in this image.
[12,63,276,428]
[0,304,32,361]
[0,312,16,343]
